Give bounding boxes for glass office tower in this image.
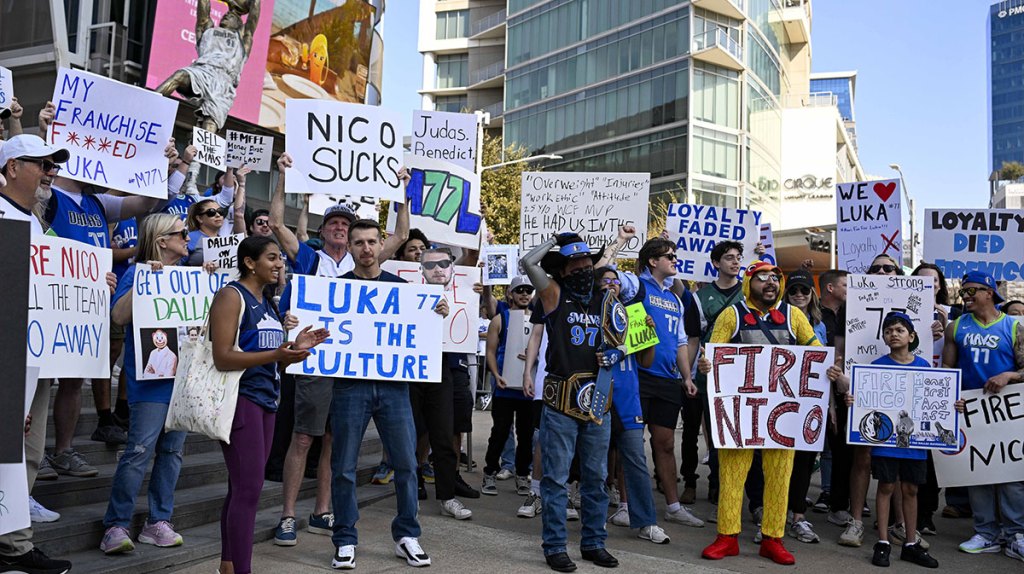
[990,1,1024,172]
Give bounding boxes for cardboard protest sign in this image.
[386,154,483,249]
[923,209,1024,281]
[411,110,478,172]
[0,219,29,463]
[202,233,243,277]
[381,260,481,354]
[50,68,178,198]
[192,126,227,171]
[844,274,934,370]
[666,204,761,282]
[287,275,444,382]
[848,364,960,450]
[27,235,112,379]
[501,309,533,390]
[759,223,777,266]
[284,99,404,200]
[520,172,650,257]
[624,302,658,355]
[482,244,519,286]
[226,130,273,172]
[131,265,231,380]
[0,368,38,536]
[836,179,902,274]
[706,343,834,451]
[933,387,1024,487]
[0,66,12,115]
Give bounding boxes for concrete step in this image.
[44,408,99,442]
[44,432,221,468]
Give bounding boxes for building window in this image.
[435,95,468,113]
[692,125,739,180]
[436,10,469,39]
[436,53,469,88]
[693,63,739,129]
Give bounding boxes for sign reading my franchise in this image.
[933,388,1024,487]
[0,66,12,115]
[836,179,902,274]
[666,204,761,282]
[923,209,1024,281]
[287,275,443,382]
[706,343,834,451]
[520,172,650,257]
[131,265,231,380]
[49,67,178,198]
[202,233,243,277]
[192,126,226,171]
[284,99,404,200]
[28,235,112,379]
[411,110,478,172]
[844,274,934,370]
[482,244,519,286]
[386,154,483,249]
[226,130,273,172]
[381,260,481,354]
[759,222,777,266]
[501,309,533,390]
[624,302,659,355]
[848,364,960,450]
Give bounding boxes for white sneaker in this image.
[753,527,763,544]
[566,504,580,522]
[828,510,853,526]
[517,492,542,518]
[607,484,620,507]
[958,533,1001,554]
[496,468,514,480]
[1006,533,1024,562]
[665,506,704,528]
[29,496,60,523]
[440,498,472,520]
[639,524,670,544]
[838,519,865,547]
[788,519,820,543]
[332,545,356,569]
[481,473,498,495]
[608,507,630,527]
[395,537,431,567]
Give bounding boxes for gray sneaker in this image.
[788,519,820,543]
[481,473,498,495]
[36,456,58,481]
[838,519,865,547]
[50,449,98,477]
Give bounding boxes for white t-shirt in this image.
[144,346,178,378]
[0,192,44,236]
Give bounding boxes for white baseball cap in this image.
[0,134,70,167]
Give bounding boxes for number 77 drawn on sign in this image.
[866,306,907,339]
[404,167,482,234]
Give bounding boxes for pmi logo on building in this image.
[998,4,1024,18]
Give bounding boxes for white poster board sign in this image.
[844,274,934,370]
[202,233,243,276]
[759,222,777,266]
[0,368,38,536]
[192,126,226,171]
[287,275,443,382]
[923,209,1024,282]
[284,99,404,200]
[411,110,478,172]
[520,172,650,257]
[848,364,960,450]
[501,309,533,390]
[381,260,481,354]
[49,67,178,197]
[385,154,483,249]
[836,179,902,274]
[308,194,380,221]
[27,235,112,378]
[483,244,519,286]
[226,130,273,172]
[0,66,12,114]
[933,387,1024,487]
[666,204,761,282]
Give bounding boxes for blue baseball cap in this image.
[882,311,919,352]
[962,271,1004,304]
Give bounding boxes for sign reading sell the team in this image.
[192,126,226,171]
[287,275,443,382]
[226,130,273,172]
[381,260,481,354]
[28,235,112,379]
[933,388,1024,488]
[624,303,658,355]
[706,343,834,451]
[386,154,483,249]
[666,204,761,282]
[49,67,178,198]
[411,110,478,173]
[202,233,243,277]
[520,172,650,257]
[848,364,960,450]
[284,99,404,200]
[501,309,533,390]
[835,179,902,274]
[131,265,230,380]
[923,208,1024,282]
[844,274,934,370]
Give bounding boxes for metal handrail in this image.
[471,60,505,85]
[782,92,838,108]
[692,28,742,61]
[471,9,507,36]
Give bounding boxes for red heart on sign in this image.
[873,182,896,202]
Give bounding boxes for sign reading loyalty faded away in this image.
[836,179,902,274]
[28,235,112,379]
[520,172,650,257]
[707,344,834,451]
[287,275,444,382]
[411,110,478,173]
[132,265,230,380]
[666,204,761,282]
[381,260,481,354]
[844,274,934,370]
[226,130,273,172]
[848,364,960,450]
[923,209,1024,281]
[386,154,483,249]
[285,99,404,200]
[933,388,1024,488]
[49,67,178,198]
[192,126,226,171]
[202,233,243,276]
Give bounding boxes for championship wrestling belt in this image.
[590,290,628,423]
[543,373,605,423]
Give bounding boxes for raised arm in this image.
[240,0,261,55]
[196,0,214,41]
[596,224,635,268]
[270,154,301,260]
[379,168,412,262]
[296,194,310,243]
[520,236,558,314]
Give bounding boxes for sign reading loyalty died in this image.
[285,99,404,200]
[520,172,650,257]
[666,204,761,282]
[923,209,1024,282]
[848,364,960,450]
[192,126,227,171]
[0,66,13,116]
[933,388,1024,488]
[381,260,481,354]
[287,275,444,382]
[49,67,178,198]
[844,274,934,371]
[226,130,273,172]
[411,110,478,173]
[202,233,243,277]
[706,343,834,451]
[836,179,902,274]
[624,302,658,355]
[386,154,483,249]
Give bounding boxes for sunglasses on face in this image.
[658,252,678,261]
[754,272,782,283]
[960,286,990,298]
[21,158,61,174]
[512,286,534,295]
[161,228,189,240]
[421,259,452,270]
[254,218,270,226]
[199,208,226,218]
[600,278,621,286]
[868,264,897,274]
[788,286,811,296]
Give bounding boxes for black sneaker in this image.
[91,424,127,445]
[418,482,428,501]
[0,547,71,574]
[454,473,481,499]
[812,491,830,513]
[871,541,891,567]
[900,543,938,568]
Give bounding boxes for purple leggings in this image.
[220,397,275,574]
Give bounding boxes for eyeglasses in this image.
[658,252,678,261]
[421,259,452,270]
[960,286,990,298]
[868,264,897,274]
[600,278,621,286]
[254,218,269,226]
[198,208,226,218]
[788,286,811,296]
[512,286,534,295]
[754,272,782,283]
[160,228,189,240]
[20,158,61,174]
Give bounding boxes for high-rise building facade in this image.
[990,0,1024,172]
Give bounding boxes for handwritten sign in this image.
[759,223,777,266]
[131,265,230,380]
[520,172,650,257]
[666,204,761,282]
[202,233,243,277]
[226,130,273,172]
[923,209,1024,281]
[848,364,960,450]
[501,309,533,390]
[933,387,1024,487]
[192,126,226,171]
[836,179,902,274]
[284,99,404,200]
[28,235,112,378]
[381,260,481,354]
[624,302,658,355]
[844,274,934,370]
[482,244,519,286]
[386,154,483,249]
[49,67,178,198]
[411,110,478,172]
[287,275,443,382]
[0,66,12,114]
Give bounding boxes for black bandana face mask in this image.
[564,267,595,304]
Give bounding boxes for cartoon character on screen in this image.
[895,410,914,448]
[144,329,178,378]
[307,34,329,86]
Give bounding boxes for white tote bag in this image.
[165,286,247,443]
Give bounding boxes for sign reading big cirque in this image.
[844,274,934,370]
[933,388,1024,487]
[923,209,1024,281]
[706,343,834,451]
[665,204,761,282]
[836,179,902,274]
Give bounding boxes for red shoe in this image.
[759,536,795,565]
[702,534,739,560]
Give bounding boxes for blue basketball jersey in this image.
[635,274,684,380]
[162,194,196,220]
[611,355,644,430]
[110,217,138,281]
[954,313,1018,390]
[230,283,285,412]
[46,189,109,247]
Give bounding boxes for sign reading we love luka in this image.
[836,179,903,274]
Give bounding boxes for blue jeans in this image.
[615,427,657,528]
[104,402,186,528]
[539,406,611,556]
[968,481,1024,540]
[500,433,516,472]
[330,380,420,547]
